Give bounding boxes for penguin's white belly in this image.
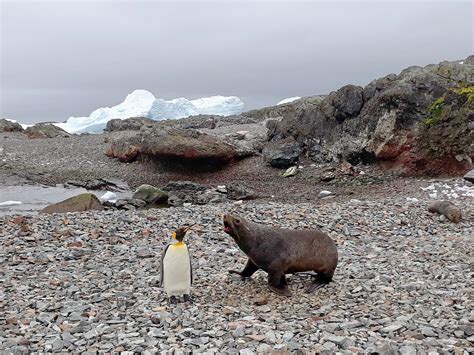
[163,245,191,297]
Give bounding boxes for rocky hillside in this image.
[104,56,473,176]
[265,56,474,175]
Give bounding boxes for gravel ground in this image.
[1,188,472,353]
[0,132,439,205]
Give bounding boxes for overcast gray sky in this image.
[1,0,473,124]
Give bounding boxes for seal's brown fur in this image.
[223,214,338,297]
[428,200,462,223]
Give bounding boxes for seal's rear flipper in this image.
[305,274,332,293]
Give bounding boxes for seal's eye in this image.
[235,218,241,225]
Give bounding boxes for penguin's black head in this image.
[173,225,194,242]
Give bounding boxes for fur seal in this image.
[428,200,462,223]
[223,214,338,297]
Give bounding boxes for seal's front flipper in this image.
[268,272,292,297]
[168,296,179,304]
[229,259,259,278]
[305,274,332,293]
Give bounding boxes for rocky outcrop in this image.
[106,128,239,170]
[266,56,474,175]
[262,137,302,168]
[25,123,71,139]
[0,119,23,133]
[40,193,103,214]
[104,117,156,132]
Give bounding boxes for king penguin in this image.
[160,225,194,303]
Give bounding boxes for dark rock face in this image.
[40,193,103,214]
[265,57,474,175]
[0,119,23,132]
[65,178,129,191]
[104,117,156,132]
[262,138,302,168]
[25,123,71,139]
[106,128,239,170]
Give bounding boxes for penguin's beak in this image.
[183,224,196,233]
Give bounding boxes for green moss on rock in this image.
[423,97,445,127]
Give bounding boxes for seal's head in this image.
[223,214,245,240]
[447,210,462,223]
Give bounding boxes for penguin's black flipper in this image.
[186,244,193,285]
[159,244,171,287]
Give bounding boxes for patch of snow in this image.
[99,191,117,202]
[319,190,332,197]
[5,118,31,129]
[0,200,22,206]
[55,89,244,134]
[459,61,464,64]
[277,96,301,105]
[421,185,435,191]
[406,197,419,203]
[421,181,474,199]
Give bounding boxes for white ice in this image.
[99,191,117,202]
[277,96,301,105]
[54,89,244,134]
[0,200,22,206]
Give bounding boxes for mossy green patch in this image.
[453,86,474,103]
[423,97,445,127]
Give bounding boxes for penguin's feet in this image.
[183,294,192,303]
[168,296,179,304]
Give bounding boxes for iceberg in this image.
[55,90,244,134]
[277,96,301,105]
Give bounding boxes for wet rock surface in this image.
[1,183,472,353]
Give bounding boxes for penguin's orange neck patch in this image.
[172,241,185,248]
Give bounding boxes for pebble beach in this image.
[1,188,472,353]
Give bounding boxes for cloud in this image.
[1,1,472,123]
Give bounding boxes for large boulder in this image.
[107,128,239,170]
[262,137,302,168]
[25,123,71,139]
[105,137,140,162]
[132,184,168,204]
[266,56,474,175]
[0,119,23,132]
[40,193,103,214]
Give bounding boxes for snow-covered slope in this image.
[277,96,301,105]
[55,90,244,134]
